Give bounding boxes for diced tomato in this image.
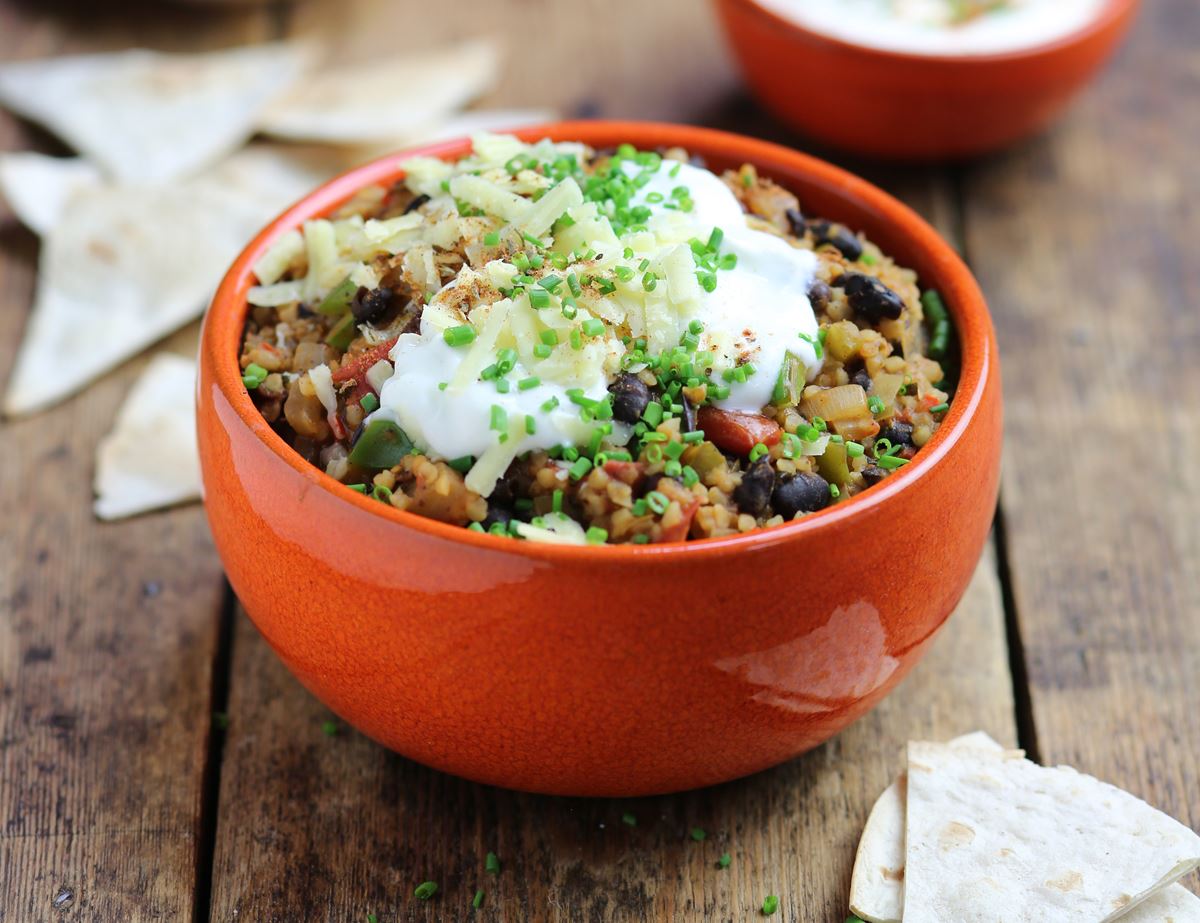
[659,499,699,544]
[696,406,782,456]
[331,337,398,385]
[603,460,645,485]
[327,410,348,442]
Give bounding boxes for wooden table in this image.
[1,1,1196,919]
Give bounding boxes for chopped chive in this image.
[552,489,564,513]
[622,812,637,827]
[321,720,338,737]
[485,851,501,874]
[489,404,507,433]
[581,318,605,337]
[484,231,501,246]
[570,328,583,350]
[567,272,582,297]
[367,914,378,923]
[718,853,731,869]
[473,890,484,909]
[846,441,865,458]
[533,343,553,359]
[762,895,779,915]
[539,274,563,292]
[528,287,551,309]
[568,457,592,481]
[876,455,910,470]
[541,396,560,413]
[561,300,578,320]
[930,402,950,413]
[681,465,699,487]
[347,483,367,493]
[413,881,438,901]
[359,392,379,413]
[585,526,608,544]
[443,325,476,347]
[525,414,537,435]
[690,827,706,842]
[448,455,474,474]
[539,329,559,346]
[868,395,886,415]
[518,376,541,391]
[642,271,658,292]
[495,378,510,393]
[647,491,669,515]
[241,362,268,389]
[682,430,704,444]
[749,442,769,462]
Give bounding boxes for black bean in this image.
[772,472,831,519]
[839,273,904,322]
[352,287,394,323]
[680,394,697,434]
[403,193,431,215]
[807,220,863,262]
[785,208,806,237]
[878,421,914,447]
[482,503,514,530]
[807,280,832,311]
[734,458,775,517]
[852,368,873,392]
[608,373,652,424]
[861,466,889,486]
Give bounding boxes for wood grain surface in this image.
[961,0,1200,890]
[0,0,1194,918]
[0,5,275,921]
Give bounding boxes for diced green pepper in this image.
[348,419,413,469]
[816,440,849,488]
[317,275,358,316]
[325,312,357,350]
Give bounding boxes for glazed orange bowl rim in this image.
[204,120,994,562]
[724,0,1138,64]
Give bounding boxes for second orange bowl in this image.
[714,0,1140,160]
[197,122,1002,796]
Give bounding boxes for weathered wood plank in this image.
[0,6,275,920]
[288,0,738,123]
[961,0,1200,888]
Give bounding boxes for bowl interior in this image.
[204,121,994,557]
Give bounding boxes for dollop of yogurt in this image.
[756,0,1108,55]
[375,153,822,477]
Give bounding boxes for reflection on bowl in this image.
[197,121,1002,796]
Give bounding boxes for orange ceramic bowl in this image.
[714,0,1139,160]
[198,122,1001,796]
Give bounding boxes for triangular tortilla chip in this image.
[0,43,311,183]
[850,732,1005,923]
[259,39,498,143]
[904,742,1200,923]
[3,144,353,416]
[94,353,200,520]
[0,154,102,235]
[1121,885,1200,922]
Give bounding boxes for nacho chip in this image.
[1121,885,1200,922]
[0,43,310,183]
[0,154,102,235]
[94,353,200,520]
[904,742,1200,922]
[3,145,353,416]
[258,39,498,143]
[850,732,1005,923]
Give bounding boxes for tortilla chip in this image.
[94,353,200,520]
[259,39,498,143]
[3,145,352,416]
[0,43,310,183]
[0,154,102,235]
[904,742,1200,922]
[850,733,1005,923]
[1120,885,1200,922]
